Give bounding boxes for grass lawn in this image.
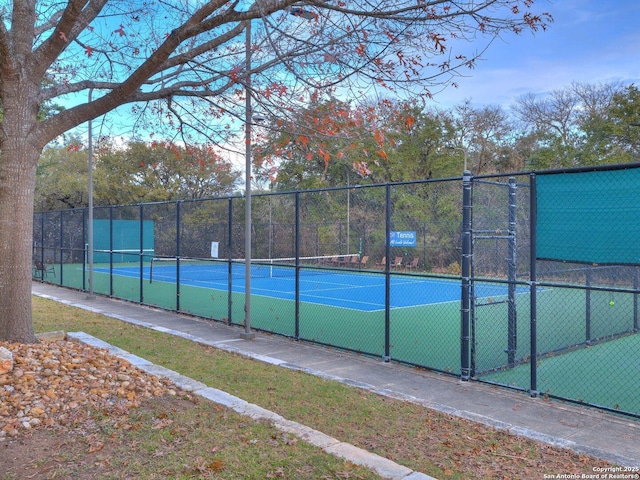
[23,295,620,479]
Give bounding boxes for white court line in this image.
[110,267,467,312]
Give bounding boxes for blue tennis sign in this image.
[389,231,416,247]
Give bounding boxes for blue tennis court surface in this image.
[97,264,521,312]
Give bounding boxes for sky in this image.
[429,0,640,109]
[77,0,640,156]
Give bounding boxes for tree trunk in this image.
[0,139,39,343]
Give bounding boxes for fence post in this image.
[460,170,472,380]
[39,213,45,276]
[139,204,144,304]
[383,183,391,362]
[585,266,592,344]
[109,206,114,297]
[227,198,233,325]
[634,268,639,332]
[176,200,181,312]
[529,173,538,397]
[295,192,301,340]
[82,208,87,291]
[59,211,64,285]
[507,177,518,367]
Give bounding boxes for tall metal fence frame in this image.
[33,164,640,419]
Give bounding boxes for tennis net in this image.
[86,248,155,264]
[149,254,361,283]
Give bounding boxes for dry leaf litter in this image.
[0,339,178,442]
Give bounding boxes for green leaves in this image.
[35,139,241,209]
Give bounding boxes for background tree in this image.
[511,83,639,169]
[252,96,370,190]
[579,84,640,165]
[368,102,460,181]
[0,0,550,342]
[35,139,240,208]
[512,89,585,169]
[35,138,91,210]
[466,105,512,174]
[256,81,640,190]
[94,140,240,204]
[254,98,461,188]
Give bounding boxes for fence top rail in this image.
[533,161,640,177]
[472,178,530,188]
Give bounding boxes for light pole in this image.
[240,8,315,340]
[86,88,95,300]
[449,146,469,172]
[242,20,256,340]
[345,166,350,254]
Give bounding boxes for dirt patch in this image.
[0,339,184,479]
[1,395,197,479]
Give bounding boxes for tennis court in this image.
[34,167,640,418]
[97,258,521,312]
[75,257,532,376]
[60,258,640,402]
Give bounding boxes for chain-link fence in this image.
[33,164,640,418]
[470,167,640,417]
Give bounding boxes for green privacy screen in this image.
[93,219,155,263]
[536,166,640,265]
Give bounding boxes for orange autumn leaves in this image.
[255,99,417,179]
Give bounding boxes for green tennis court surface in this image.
[52,261,640,414]
[482,333,640,413]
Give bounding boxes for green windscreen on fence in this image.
[93,219,155,263]
[536,166,640,265]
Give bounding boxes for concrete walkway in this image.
[33,283,640,473]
